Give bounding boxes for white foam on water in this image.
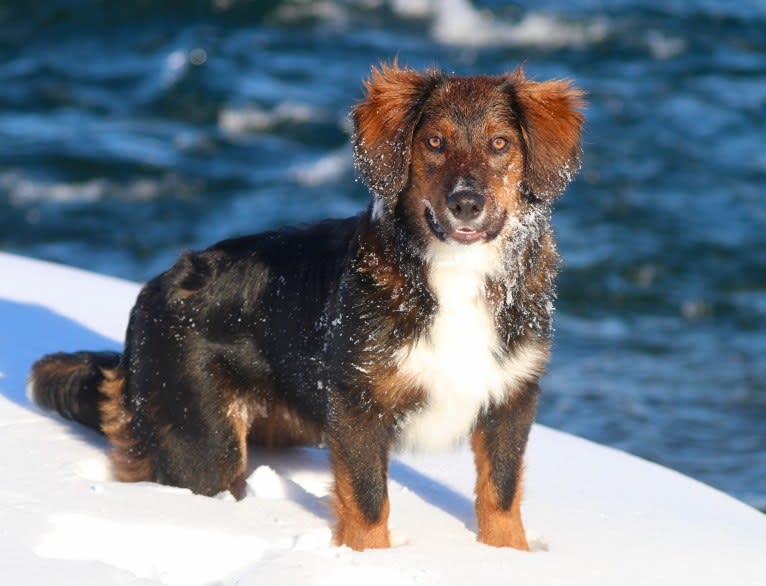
[390,0,434,19]
[646,30,687,59]
[431,0,609,49]
[271,0,351,27]
[1,170,197,205]
[270,0,609,50]
[219,101,317,135]
[291,148,352,187]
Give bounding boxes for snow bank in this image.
[1,251,764,586]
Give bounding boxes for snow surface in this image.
[1,251,764,586]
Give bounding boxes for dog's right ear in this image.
[353,63,442,199]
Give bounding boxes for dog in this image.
[28,63,584,551]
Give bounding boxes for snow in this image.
[1,251,765,586]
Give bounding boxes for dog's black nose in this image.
[447,191,485,221]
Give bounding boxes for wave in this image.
[290,148,352,187]
[1,171,198,206]
[644,30,687,60]
[219,102,318,135]
[268,0,610,50]
[424,0,609,49]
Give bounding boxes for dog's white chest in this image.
[395,246,545,451]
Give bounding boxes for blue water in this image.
[1,0,764,512]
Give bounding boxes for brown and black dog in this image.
[29,63,584,551]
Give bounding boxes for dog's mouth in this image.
[424,201,507,245]
[451,227,489,243]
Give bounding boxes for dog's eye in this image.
[426,136,445,151]
[490,137,509,152]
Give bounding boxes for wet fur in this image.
[29,63,584,551]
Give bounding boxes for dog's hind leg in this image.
[150,390,252,499]
[128,355,254,499]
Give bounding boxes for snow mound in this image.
[1,251,764,586]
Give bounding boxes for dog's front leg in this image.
[327,411,393,550]
[471,384,539,550]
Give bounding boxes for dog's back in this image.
[30,216,361,493]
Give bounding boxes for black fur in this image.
[478,383,540,510]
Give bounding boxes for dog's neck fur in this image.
[370,196,557,341]
[368,201,555,451]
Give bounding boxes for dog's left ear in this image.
[508,69,586,201]
[353,63,442,199]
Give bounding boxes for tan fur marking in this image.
[98,369,153,483]
[472,429,530,551]
[223,396,253,498]
[331,458,391,551]
[366,363,424,417]
[247,400,324,448]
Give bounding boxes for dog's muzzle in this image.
[424,192,507,245]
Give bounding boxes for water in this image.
[1,0,764,512]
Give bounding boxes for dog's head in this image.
[353,63,584,252]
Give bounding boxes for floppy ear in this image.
[353,63,442,199]
[510,69,585,201]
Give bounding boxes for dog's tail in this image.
[28,350,153,482]
[27,351,123,432]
